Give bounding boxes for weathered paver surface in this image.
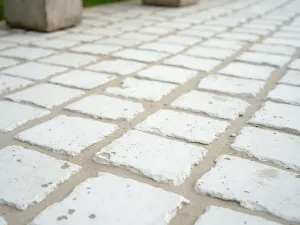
[0,0,300,224]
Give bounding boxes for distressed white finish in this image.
[0,75,32,94]
[278,70,300,86]
[267,84,300,106]
[194,155,300,222]
[113,48,167,63]
[185,46,235,60]
[237,52,290,67]
[15,115,118,156]
[95,131,207,185]
[0,145,81,210]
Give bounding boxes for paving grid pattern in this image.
[0,0,300,224]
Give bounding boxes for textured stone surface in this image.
[0,46,55,60]
[289,59,300,70]
[139,42,185,54]
[195,155,300,222]
[0,75,32,94]
[202,38,246,50]
[32,39,80,50]
[278,70,300,86]
[95,130,206,185]
[113,48,167,63]
[249,44,296,56]
[237,52,290,67]
[0,56,18,69]
[15,115,118,156]
[71,43,122,55]
[0,145,81,210]
[185,46,235,60]
[267,84,300,106]
[29,173,189,225]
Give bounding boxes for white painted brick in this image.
[32,39,80,50]
[249,44,296,56]
[0,145,80,210]
[50,70,115,90]
[96,38,142,47]
[198,75,265,97]
[0,57,18,69]
[219,62,274,81]
[29,172,188,224]
[2,62,68,81]
[249,101,300,134]
[0,46,55,60]
[264,37,300,48]
[40,53,98,68]
[232,126,300,171]
[0,217,6,225]
[59,33,101,42]
[171,90,250,120]
[267,84,300,106]
[95,130,206,185]
[194,155,300,222]
[87,59,146,76]
[289,59,300,70]
[105,78,177,102]
[66,95,144,121]
[136,110,230,144]
[185,46,235,60]
[137,65,197,84]
[139,42,185,54]
[15,115,118,156]
[159,35,200,46]
[202,38,246,50]
[217,32,259,42]
[71,43,122,55]
[120,32,158,41]
[279,70,300,86]
[7,83,84,109]
[194,206,282,225]
[0,75,32,94]
[0,101,50,132]
[237,52,290,67]
[113,49,167,63]
[164,55,221,72]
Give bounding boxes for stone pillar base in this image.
[3,0,82,32]
[142,0,198,7]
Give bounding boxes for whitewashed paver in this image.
[0,75,32,94]
[96,37,142,47]
[85,27,123,37]
[249,101,300,134]
[164,55,221,72]
[87,59,146,76]
[137,65,197,84]
[0,46,55,60]
[249,44,296,56]
[0,145,81,210]
[32,39,80,50]
[113,49,167,63]
[237,52,290,67]
[0,42,16,50]
[15,115,118,156]
[219,62,275,80]
[273,31,300,39]
[140,26,175,35]
[66,95,144,121]
[120,32,158,41]
[198,75,265,97]
[232,27,270,36]
[178,29,215,38]
[217,32,260,42]
[105,78,177,102]
[185,46,235,60]
[232,126,300,171]
[194,155,300,222]
[202,38,246,50]
[139,42,185,54]
[50,70,115,89]
[2,62,68,81]
[171,91,250,120]
[0,101,50,132]
[136,110,230,144]
[29,173,189,224]
[279,70,300,86]
[7,84,84,109]
[289,59,300,70]
[264,37,300,48]
[0,57,18,69]
[71,43,122,55]
[95,131,207,185]
[267,84,300,106]
[194,206,282,225]
[0,217,6,225]
[159,35,199,46]
[59,33,101,42]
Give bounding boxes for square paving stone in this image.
[87,59,146,76]
[194,155,300,222]
[0,42,16,50]
[0,46,55,60]
[0,145,81,210]
[96,38,142,47]
[185,46,235,60]
[267,84,300,106]
[139,42,185,54]
[194,206,282,225]
[136,110,230,144]
[278,70,300,86]
[95,131,207,185]
[29,173,189,225]
[237,52,291,67]
[120,32,159,41]
[249,101,300,134]
[105,78,177,102]
[178,30,216,38]
[232,126,300,172]
[50,70,115,90]
[71,43,122,55]
[198,75,265,97]
[40,53,98,68]
[15,115,118,156]
[112,49,168,63]
[264,37,300,47]
[202,38,246,50]
[32,39,80,50]
[164,55,221,72]
[137,65,197,84]
[7,83,84,109]
[0,101,50,132]
[59,33,101,42]
[159,35,200,46]
[217,32,260,42]
[289,59,300,70]
[274,31,300,39]
[249,44,296,56]
[66,95,144,121]
[219,62,275,80]
[0,56,18,69]
[2,62,68,81]
[0,74,32,94]
[171,90,250,120]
